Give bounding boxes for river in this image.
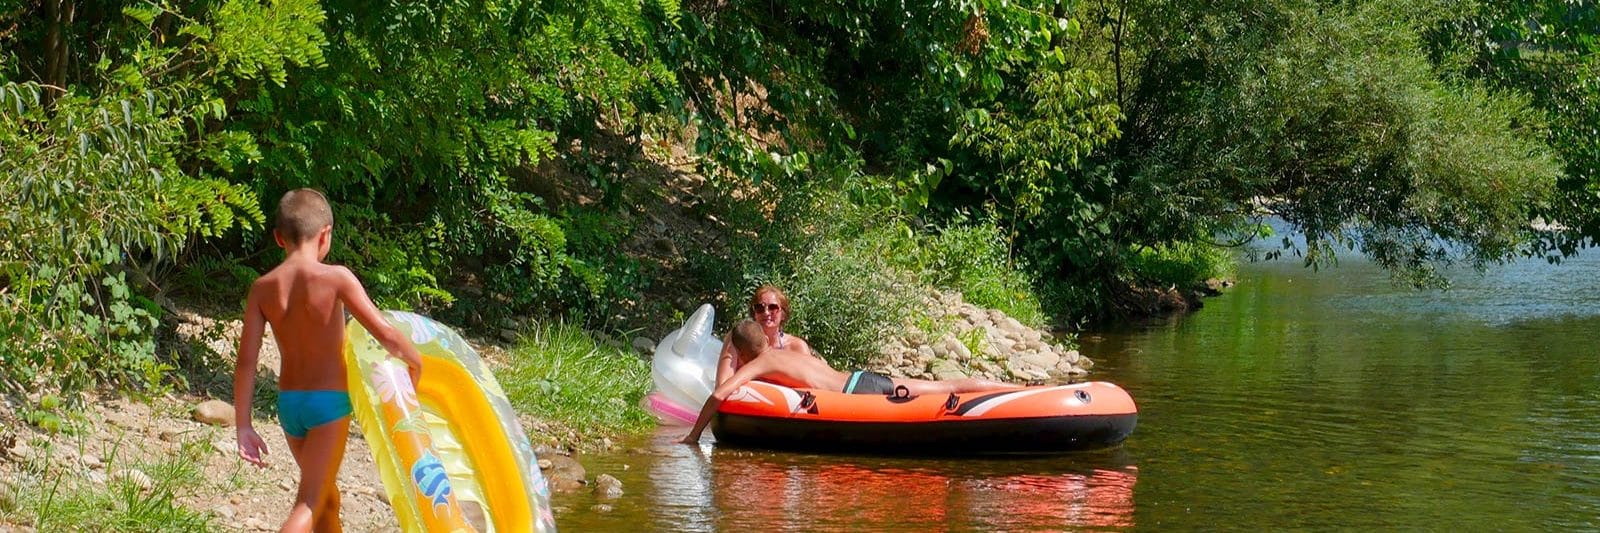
[555,247,1600,530]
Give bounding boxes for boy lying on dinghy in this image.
[681,319,1016,444]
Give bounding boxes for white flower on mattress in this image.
[390,311,440,345]
[371,360,419,408]
[727,385,773,405]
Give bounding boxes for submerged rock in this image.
[593,474,623,499]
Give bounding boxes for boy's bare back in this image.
[742,347,850,391]
[247,257,359,391]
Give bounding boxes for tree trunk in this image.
[42,0,75,103]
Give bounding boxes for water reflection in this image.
[639,437,1140,531]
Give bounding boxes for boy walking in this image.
[234,188,423,532]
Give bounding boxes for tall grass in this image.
[499,322,655,443]
[1,438,216,532]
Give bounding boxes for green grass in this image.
[500,322,656,443]
[1,438,216,532]
[1125,241,1236,287]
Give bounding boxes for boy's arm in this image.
[714,333,737,386]
[682,357,770,443]
[233,286,269,467]
[337,267,423,385]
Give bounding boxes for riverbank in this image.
[0,300,650,531]
[0,276,1153,530]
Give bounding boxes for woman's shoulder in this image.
[786,334,816,353]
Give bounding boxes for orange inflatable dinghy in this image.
[712,380,1137,454]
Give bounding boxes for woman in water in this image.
[714,285,819,386]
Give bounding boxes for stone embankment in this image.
[878,291,1092,384]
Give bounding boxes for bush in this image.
[786,223,927,371]
[918,219,1049,328]
[1124,241,1235,288]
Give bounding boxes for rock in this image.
[5,441,31,461]
[86,471,107,485]
[951,340,972,361]
[631,337,656,355]
[1022,328,1043,343]
[1006,360,1050,382]
[1000,317,1023,333]
[1019,351,1060,370]
[499,329,518,342]
[593,474,623,499]
[80,454,102,470]
[1203,278,1226,295]
[158,429,184,443]
[192,400,234,427]
[544,454,585,483]
[279,479,295,492]
[244,517,268,531]
[601,437,614,450]
[214,504,236,520]
[113,469,152,491]
[548,476,585,493]
[931,344,949,358]
[929,359,966,381]
[229,494,243,505]
[1063,349,1082,365]
[212,440,234,456]
[538,459,553,470]
[591,504,614,513]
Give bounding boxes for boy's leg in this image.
[895,376,1016,396]
[282,417,350,533]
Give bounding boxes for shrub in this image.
[919,219,1049,328]
[1124,241,1235,288]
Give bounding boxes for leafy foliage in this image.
[1,0,1592,399]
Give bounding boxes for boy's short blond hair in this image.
[731,319,767,361]
[276,188,333,243]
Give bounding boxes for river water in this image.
[556,248,1600,530]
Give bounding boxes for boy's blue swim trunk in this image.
[278,390,353,438]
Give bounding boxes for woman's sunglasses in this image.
[752,303,782,314]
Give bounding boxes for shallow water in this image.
[557,248,1600,530]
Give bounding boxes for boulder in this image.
[950,340,972,361]
[542,454,586,483]
[929,358,967,381]
[192,400,234,427]
[1018,351,1060,371]
[593,474,624,499]
[631,337,656,355]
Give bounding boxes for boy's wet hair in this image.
[731,319,767,359]
[276,188,333,243]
